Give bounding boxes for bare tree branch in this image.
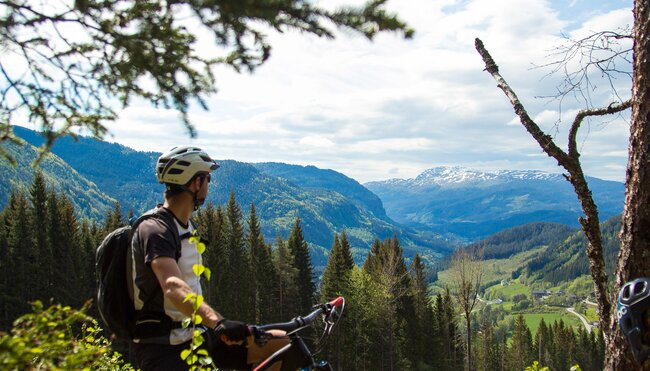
[568,100,632,159]
[475,38,632,344]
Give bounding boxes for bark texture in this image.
[607,0,650,369]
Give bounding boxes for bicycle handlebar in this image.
[255,296,344,334]
[251,297,345,371]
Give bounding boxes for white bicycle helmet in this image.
[156,146,219,185]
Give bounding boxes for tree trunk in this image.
[466,313,472,371]
[606,0,650,369]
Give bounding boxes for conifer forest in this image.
[0,173,607,370]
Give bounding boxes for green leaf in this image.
[189,236,199,245]
[197,349,209,356]
[193,314,203,325]
[183,293,195,303]
[203,267,211,281]
[192,334,204,347]
[192,264,205,276]
[196,242,206,254]
[180,349,191,360]
[182,317,192,328]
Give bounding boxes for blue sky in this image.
[58,0,637,183]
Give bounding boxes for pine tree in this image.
[287,217,315,314]
[54,193,81,306]
[319,232,357,368]
[535,318,551,367]
[507,314,534,371]
[247,203,278,324]
[338,230,355,270]
[476,321,501,371]
[79,219,97,303]
[29,171,52,302]
[362,236,416,370]
[594,329,605,370]
[320,235,344,301]
[273,236,299,321]
[222,192,254,322]
[0,206,12,329]
[195,203,226,308]
[103,201,123,232]
[410,254,436,369]
[5,190,34,321]
[438,288,462,371]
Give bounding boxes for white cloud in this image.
[99,0,633,183]
[299,136,336,148]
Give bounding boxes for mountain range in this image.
[365,166,624,241]
[1,127,626,268]
[2,127,451,268]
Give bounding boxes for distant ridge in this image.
[365,166,624,241]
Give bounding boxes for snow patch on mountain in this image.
[376,166,565,188]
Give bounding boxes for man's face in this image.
[196,173,211,206]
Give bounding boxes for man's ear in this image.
[187,176,200,191]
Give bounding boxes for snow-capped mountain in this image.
[365,166,624,241]
[380,167,566,188]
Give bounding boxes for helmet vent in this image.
[623,285,632,300]
[200,155,212,162]
[634,282,647,295]
[168,168,184,175]
[177,160,191,166]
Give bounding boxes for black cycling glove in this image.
[214,319,250,341]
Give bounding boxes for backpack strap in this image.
[132,207,182,255]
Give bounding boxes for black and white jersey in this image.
[130,209,204,345]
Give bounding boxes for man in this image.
[129,146,286,370]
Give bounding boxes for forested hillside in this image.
[8,126,451,267]
[254,162,389,220]
[525,216,621,284]
[468,222,576,260]
[0,141,115,220]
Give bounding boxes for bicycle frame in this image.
[252,297,344,371]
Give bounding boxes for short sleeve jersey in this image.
[130,209,203,345]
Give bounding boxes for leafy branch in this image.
[181,233,215,370]
[0,0,413,164]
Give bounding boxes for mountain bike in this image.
[250,296,345,371]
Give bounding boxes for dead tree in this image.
[450,246,483,371]
[476,3,650,362]
[475,37,637,368]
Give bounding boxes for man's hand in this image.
[215,319,250,343]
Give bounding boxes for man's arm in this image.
[150,256,223,329]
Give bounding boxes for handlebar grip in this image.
[329,296,344,308]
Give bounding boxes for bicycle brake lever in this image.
[250,326,269,347]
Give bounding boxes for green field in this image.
[430,246,595,340]
[434,246,545,291]
[514,311,584,338]
[485,282,529,300]
[585,307,599,322]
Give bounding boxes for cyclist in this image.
[617,277,650,368]
[129,146,287,371]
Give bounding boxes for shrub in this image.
[0,301,133,371]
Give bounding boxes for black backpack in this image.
[95,207,177,339]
